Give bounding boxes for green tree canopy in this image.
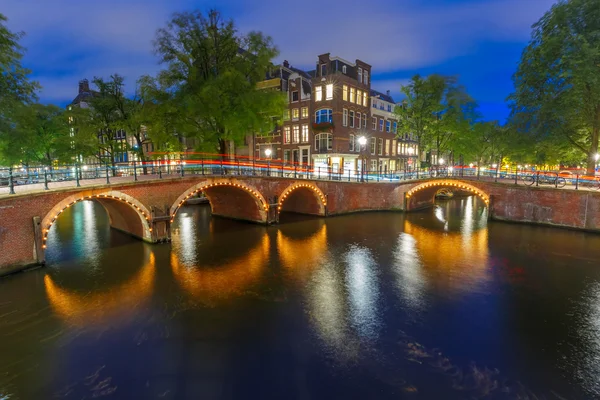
[509,0,600,174]
[153,9,286,156]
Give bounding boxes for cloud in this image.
[1,0,557,107]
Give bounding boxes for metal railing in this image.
[1,157,599,195]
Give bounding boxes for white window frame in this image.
[379,118,384,131]
[378,138,383,155]
[284,126,291,144]
[372,117,377,130]
[358,67,363,84]
[293,125,300,143]
[316,86,323,102]
[349,134,355,152]
[343,109,348,127]
[343,85,348,101]
[301,107,308,119]
[301,124,309,143]
[292,108,299,121]
[349,110,355,128]
[363,113,367,128]
[357,112,362,128]
[326,84,333,100]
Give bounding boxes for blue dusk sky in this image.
[3,0,558,123]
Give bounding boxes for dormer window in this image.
[358,67,363,84]
[342,65,347,74]
[364,70,369,85]
[321,64,327,76]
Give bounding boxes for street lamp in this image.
[439,158,445,165]
[265,148,272,176]
[358,136,367,182]
[265,148,272,159]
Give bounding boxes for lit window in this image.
[315,109,333,124]
[284,126,291,143]
[343,109,348,126]
[379,118,384,131]
[378,138,383,155]
[349,110,355,128]
[349,134,355,152]
[358,67,363,84]
[372,117,377,130]
[293,125,300,143]
[392,140,397,156]
[357,90,362,104]
[283,110,290,121]
[326,84,333,100]
[371,159,377,172]
[363,92,368,107]
[316,86,322,101]
[386,120,391,132]
[357,113,362,128]
[370,137,376,155]
[302,125,309,142]
[385,139,390,155]
[343,85,348,101]
[292,108,300,121]
[350,87,355,103]
[301,107,308,119]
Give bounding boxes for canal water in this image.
[1,197,600,399]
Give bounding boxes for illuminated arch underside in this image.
[278,183,327,213]
[406,180,490,205]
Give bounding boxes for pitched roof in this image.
[370,89,395,104]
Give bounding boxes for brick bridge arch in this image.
[169,179,269,224]
[41,190,153,251]
[277,182,327,217]
[405,179,491,211]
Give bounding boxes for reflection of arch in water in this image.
[402,218,490,291]
[41,191,152,250]
[44,250,156,325]
[170,232,270,302]
[277,224,328,282]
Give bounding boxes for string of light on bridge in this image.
[406,180,490,205]
[278,183,326,212]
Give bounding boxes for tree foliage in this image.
[509,0,600,174]
[153,9,286,156]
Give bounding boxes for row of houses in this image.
[71,53,420,173]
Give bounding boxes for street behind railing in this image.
[1,156,599,195]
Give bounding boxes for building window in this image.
[343,85,348,101]
[372,100,377,109]
[292,108,300,121]
[363,113,368,128]
[372,117,377,130]
[357,112,362,128]
[292,91,299,102]
[326,84,333,100]
[386,120,391,132]
[343,109,348,127]
[302,107,308,119]
[283,110,290,121]
[301,125,309,143]
[358,67,363,84]
[363,92,368,107]
[284,126,291,143]
[342,65,347,74]
[316,86,322,102]
[378,138,383,155]
[364,70,369,85]
[371,159,377,172]
[357,90,362,104]
[393,121,397,133]
[387,104,392,112]
[350,87,355,103]
[370,137,376,155]
[293,125,300,143]
[349,110,355,128]
[315,133,333,151]
[315,109,333,124]
[321,64,327,76]
[385,139,390,155]
[379,118,384,131]
[284,150,290,162]
[392,140,397,156]
[380,103,384,110]
[349,134,355,152]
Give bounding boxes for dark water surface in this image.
[1,197,600,399]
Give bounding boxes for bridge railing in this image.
[1,157,599,195]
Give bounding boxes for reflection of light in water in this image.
[310,264,348,348]
[345,246,380,340]
[82,201,101,268]
[393,233,426,312]
[403,218,490,293]
[170,233,269,302]
[461,196,474,243]
[572,283,600,396]
[434,206,446,224]
[177,212,197,264]
[277,225,328,283]
[44,250,155,326]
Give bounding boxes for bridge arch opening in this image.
[406,180,489,211]
[170,180,269,224]
[41,192,152,253]
[277,183,326,220]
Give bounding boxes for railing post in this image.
[514,167,518,185]
[159,162,163,179]
[133,160,138,181]
[267,160,270,177]
[44,169,49,190]
[8,167,15,195]
[75,164,81,187]
[106,164,110,184]
[252,158,256,176]
[180,161,185,177]
[237,159,241,175]
[281,162,284,177]
[201,158,205,176]
[220,158,224,175]
[536,171,540,187]
[328,166,331,181]
[576,174,579,190]
[294,164,297,179]
[477,165,480,181]
[348,168,351,182]
[318,166,321,179]
[555,172,558,188]
[495,165,499,182]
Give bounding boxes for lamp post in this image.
[265,148,272,176]
[358,136,367,182]
[595,153,599,174]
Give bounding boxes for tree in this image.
[509,0,600,175]
[153,9,286,157]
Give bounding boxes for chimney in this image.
[283,60,289,68]
[79,79,90,94]
[386,90,390,97]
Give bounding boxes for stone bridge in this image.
[1,175,600,275]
